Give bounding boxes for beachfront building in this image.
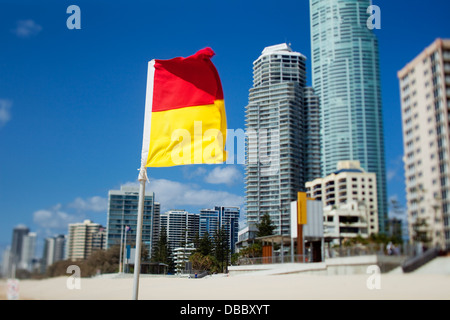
[19,232,37,271]
[106,185,160,258]
[200,206,240,254]
[245,43,320,237]
[398,38,450,249]
[173,243,196,274]
[66,220,104,261]
[323,200,369,245]
[42,234,66,270]
[306,160,378,235]
[160,210,199,252]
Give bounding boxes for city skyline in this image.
[1,0,450,257]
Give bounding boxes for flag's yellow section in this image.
[146,100,227,167]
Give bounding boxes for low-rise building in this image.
[306,160,378,235]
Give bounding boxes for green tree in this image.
[256,213,275,237]
[46,245,122,278]
[213,227,229,273]
[189,252,215,272]
[239,242,262,258]
[193,232,201,249]
[197,232,213,256]
[151,227,175,273]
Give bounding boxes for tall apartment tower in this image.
[19,232,37,271]
[304,87,321,182]
[42,234,66,269]
[5,224,30,275]
[245,43,320,236]
[310,0,388,233]
[398,39,450,249]
[199,206,240,254]
[160,210,200,252]
[66,220,104,261]
[106,185,160,258]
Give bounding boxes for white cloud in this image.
[0,100,12,128]
[126,178,244,212]
[33,204,80,236]
[32,195,107,237]
[204,166,243,186]
[387,154,404,182]
[12,20,42,38]
[387,169,397,181]
[182,166,208,179]
[68,196,108,212]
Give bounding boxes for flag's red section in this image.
[152,47,224,112]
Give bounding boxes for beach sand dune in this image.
[2,273,449,300]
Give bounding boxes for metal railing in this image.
[236,243,417,266]
[236,254,309,265]
[325,243,415,259]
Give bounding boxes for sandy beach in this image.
[1,272,449,300]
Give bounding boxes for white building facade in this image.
[306,160,378,235]
[398,38,450,249]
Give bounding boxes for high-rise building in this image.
[43,237,56,268]
[160,210,199,252]
[398,38,450,249]
[1,247,12,277]
[304,87,321,182]
[200,206,240,254]
[245,43,319,236]
[66,220,104,261]
[6,224,30,275]
[106,185,160,258]
[310,0,388,233]
[199,208,219,237]
[19,232,36,271]
[42,234,66,269]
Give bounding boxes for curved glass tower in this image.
[310,0,387,232]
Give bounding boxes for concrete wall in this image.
[228,255,406,276]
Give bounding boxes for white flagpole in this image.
[132,166,147,300]
[119,223,124,273]
[123,226,128,273]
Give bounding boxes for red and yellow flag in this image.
[140,48,227,167]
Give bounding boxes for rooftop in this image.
[256,43,307,62]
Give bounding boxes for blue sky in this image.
[1,0,450,256]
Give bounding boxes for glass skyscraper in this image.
[106,185,160,258]
[310,0,388,232]
[245,43,320,236]
[199,206,240,254]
